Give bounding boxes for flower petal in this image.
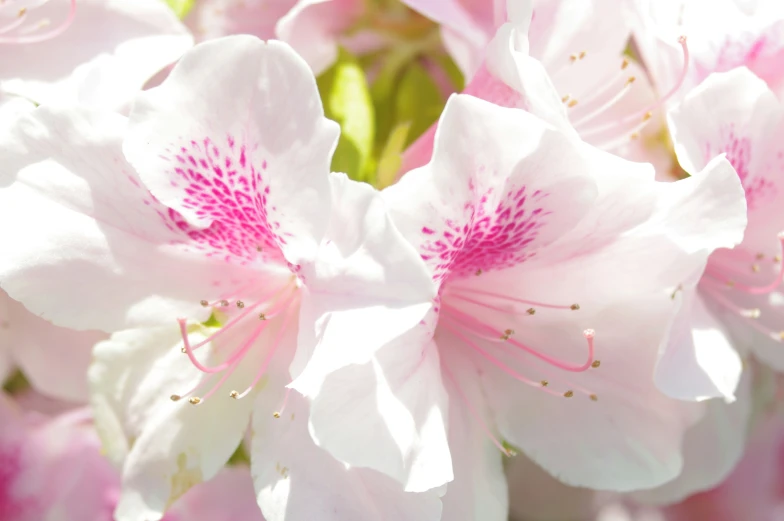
[90,325,268,520]
[0,105,260,332]
[303,326,452,493]
[251,390,443,521]
[479,296,704,491]
[385,94,598,284]
[4,291,104,403]
[291,173,435,393]
[0,0,193,110]
[632,369,752,505]
[124,36,340,268]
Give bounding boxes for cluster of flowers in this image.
[2,0,784,520]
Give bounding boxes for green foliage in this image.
[394,62,443,148]
[164,0,195,19]
[318,48,376,184]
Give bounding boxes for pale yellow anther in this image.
[570,304,580,310]
[630,132,640,140]
[775,255,782,263]
[589,394,598,401]
[229,391,239,398]
[220,300,229,307]
[273,411,281,418]
[200,300,209,307]
[779,331,784,341]
[540,380,549,387]
[526,308,536,315]
[643,111,653,121]
[591,360,601,368]
[570,53,578,62]
[568,99,579,108]
[236,300,245,308]
[564,390,574,398]
[562,95,571,103]
[18,7,26,17]
[621,58,629,69]
[752,264,761,273]
[747,308,761,319]
[626,76,636,85]
[258,313,266,320]
[181,346,186,353]
[579,51,586,59]
[170,394,182,402]
[757,253,766,260]
[189,397,202,405]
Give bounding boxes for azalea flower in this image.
[662,67,784,398]
[290,91,749,518]
[629,0,784,102]
[401,0,678,178]
[0,34,441,520]
[0,0,193,110]
[185,0,429,75]
[0,391,265,521]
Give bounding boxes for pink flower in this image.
[0,0,193,111]
[185,0,376,75]
[0,35,439,520]
[401,0,679,177]
[0,392,265,521]
[290,92,749,513]
[661,67,784,404]
[629,0,784,102]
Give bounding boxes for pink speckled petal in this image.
[125,36,340,269]
[251,391,443,521]
[0,106,257,332]
[386,94,598,285]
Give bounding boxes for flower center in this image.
[558,36,690,151]
[0,0,76,45]
[438,283,600,456]
[699,232,784,341]
[170,276,300,413]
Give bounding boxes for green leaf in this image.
[164,0,195,20]
[375,122,411,189]
[317,48,376,184]
[394,62,445,147]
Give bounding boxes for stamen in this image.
[232,305,296,400]
[0,0,76,44]
[447,286,580,311]
[200,300,209,307]
[441,320,563,397]
[710,233,784,295]
[189,397,201,405]
[564,390,574,398]
[273,387,292,419]
[442,304,596,372]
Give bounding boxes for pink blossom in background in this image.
[0,392,264,521]
[661,67,784,406]
[0,0,193,110]
[629,0,784,102]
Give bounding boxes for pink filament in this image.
[440,360,511,456]
[441,318,562,397]
[447,286,577,311]
[580,36,690,137]
[0,0,77,44]
[235,304,296,399]
[442,303,595,372]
